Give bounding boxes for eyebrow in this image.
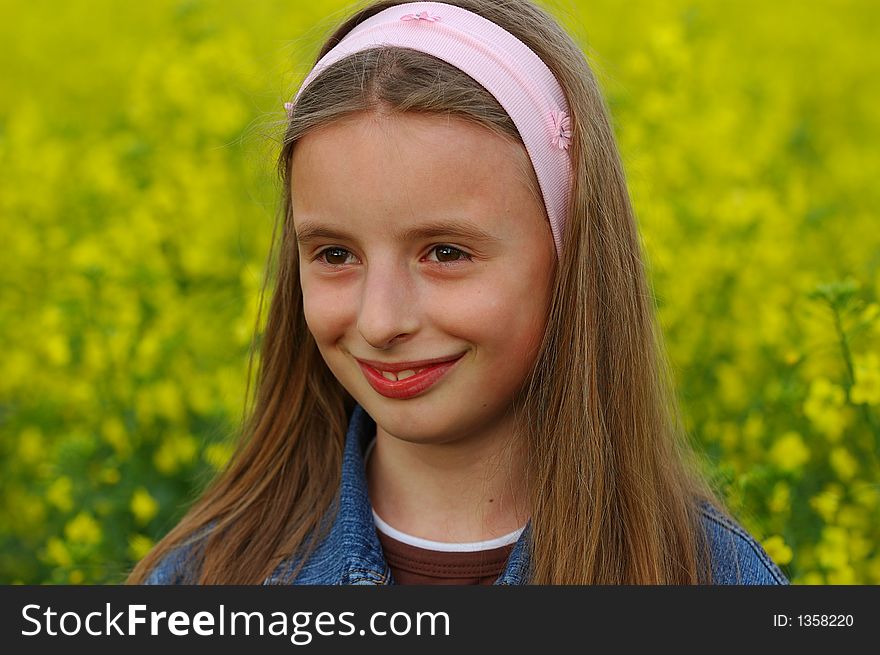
[294,219,501,247]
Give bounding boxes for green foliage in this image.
[0,0,877,584]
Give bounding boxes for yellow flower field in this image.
[0,0,877,583]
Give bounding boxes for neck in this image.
[365,410,529,543]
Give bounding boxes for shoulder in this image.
[141,523,343,585]
[696,500,790,585]
[141,526,213,585]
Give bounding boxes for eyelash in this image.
[313,244,474,269]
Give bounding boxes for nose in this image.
[357,261,419,350]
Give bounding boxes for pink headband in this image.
[285,1,573,257]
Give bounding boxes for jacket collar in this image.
[334,402,393,584]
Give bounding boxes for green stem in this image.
[829,301,880,468]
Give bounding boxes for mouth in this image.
[355,352,466,400]
[355,352,466,375]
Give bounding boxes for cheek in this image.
[300,274,356,344]
[442,273,550,367]
[464,291,547,404]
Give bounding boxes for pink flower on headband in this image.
[550,109,571,150]
[400,10,441,22]
[284,101,294,119]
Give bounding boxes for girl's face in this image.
[291,110,556,446]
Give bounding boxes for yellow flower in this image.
[153,441,178,475]
[743,412,764,444]
[848,534,872,560]
[101,416,131,459]
[133,333,161,373]
[135,390,156,426]
[187,379,215,415]
[83,331,107,373]
[850,352,880,405]
[861,303,880,324]
[768,431,810,471]
[203,442,235,471]
[130,488,159,525]
[44,333,70,366]
[46,477,74,512]
[837,504,867,529]
[153,379,185,422]
[816,525,849,570]
[70,238,105,271]
[160,432,198,474]
[761,535,793,566]
[827,565,857,585]
[69,569,85,584]
[179,431,199,459]
[128,534,155,561]
[829,447,859,481]
[64,512,102,546]
[45,537,73,568]
[719,422,739,450]
[852,481,879,509]
[809,485,843,522]
[768,481,791,514]
[803,377,848,441]
[716,363,748,411]
[800,571,825,585]
[17,426,44,465]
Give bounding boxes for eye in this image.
[315,247,356,267]
[426,244,473,265]
[312,244,473,269]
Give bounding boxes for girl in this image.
[127,0,790,585]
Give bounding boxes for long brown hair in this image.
[126,0,730,585]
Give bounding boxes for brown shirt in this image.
[376,527,516,585]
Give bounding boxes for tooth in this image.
[397,369,417,380]
[381,371,397,381]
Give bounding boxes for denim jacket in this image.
[145,403,790,585]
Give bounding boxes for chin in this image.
[367,397,471,444]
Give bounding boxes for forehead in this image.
[290,111,540,233]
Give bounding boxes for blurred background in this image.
[0,0,877,584]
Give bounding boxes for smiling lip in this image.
[355,352,466,400]
[355,353,466,373]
